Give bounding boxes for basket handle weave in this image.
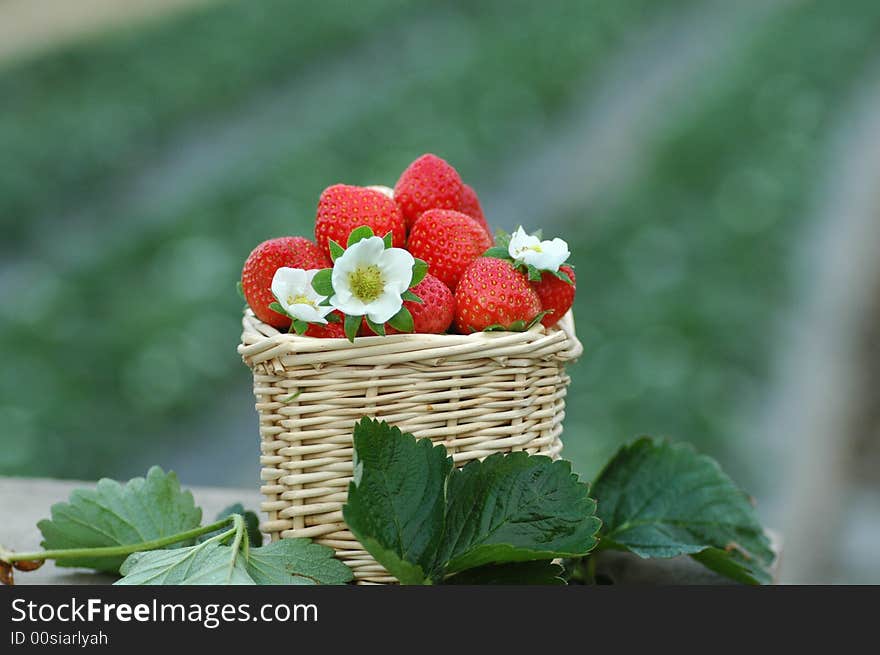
[555,311,584,361]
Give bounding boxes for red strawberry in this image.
[361,274,455,335]
[407,209,492,291]
[454,257,542,333]
[532,265,576,328]
[304,311,347,338]
[315,184,406,256]
[241,237,331,329]
[459,183,492,240]
[394,154,464,229]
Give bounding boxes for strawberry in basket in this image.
[240,154,575,339]
[406,209,492,291]
[315,184,406,256]
[393,153,464,230]
[361,273,455,335]
[241,236,331,329]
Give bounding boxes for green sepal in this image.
[411,259,428,287]
[387,306,414,333]
[402,290,423,304]
[366,317,386,336]
[291,319,309,336]
[382,231,393,248]
[347,225,375,247]
[311,268,334,296]
[481,311,548,333]
[328,240,345,262]
[483,246,512,261]
[326,312,341,323]
[268,301,289,317]
[526,310,552,329]
[526,264,543,282]
[483,320,525,332]
[494,229,512,248]
[236,280,245,300]
[549,268,573,285]
[344,313,361,342]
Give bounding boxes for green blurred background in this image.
[2,0,879,583]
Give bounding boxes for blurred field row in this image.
[2,0,880,507]
[0,0,214,64]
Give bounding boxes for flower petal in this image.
[271,267,306,301]
[290,304,328,324]
[378,247,415,294]
[366,292,404,324]
[331,293,368,317]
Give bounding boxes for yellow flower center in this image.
[287,294,316,308]
[349,265,385,302]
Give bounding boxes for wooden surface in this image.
[0,476,261,585]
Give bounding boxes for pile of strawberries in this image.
[240,154,576,339]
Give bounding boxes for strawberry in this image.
[241,237,331,329]
[315,184,406,256]
[407,209,492,291]
[304,311,347,338]
[361,274,455,335]
[459,183,492,240]
[454,257,543,333]
[394,153,464,229]
[532,265,576,328]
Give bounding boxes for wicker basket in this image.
[238,308,583,583]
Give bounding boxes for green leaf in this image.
[410,259,428,287]
[439,453,600,574]
[365,317,385,336]
[401,289,423,304]
[387,306,414,333]
[347,225,375,247]
[592,438,774,585]
[483,246,511,260]
[292,319,309,335]
[382,231,393,248]
[526,264,543,282]
[116,542,254,585]
[236,280,245,300]
[268,301,289,317]
[38,466,202,573]
[443,561,566,585]
[343,313,361,342]
[343,419,453,585]
[198,504,262,548]
[245,539,352,584]
[329,240,345,262]
[691,547,771,585]
[311,268,334,297]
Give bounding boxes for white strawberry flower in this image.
[508,226,570,272]
[271,268,334,324]
[330,236,414,324]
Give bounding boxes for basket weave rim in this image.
[239,309,584,366]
